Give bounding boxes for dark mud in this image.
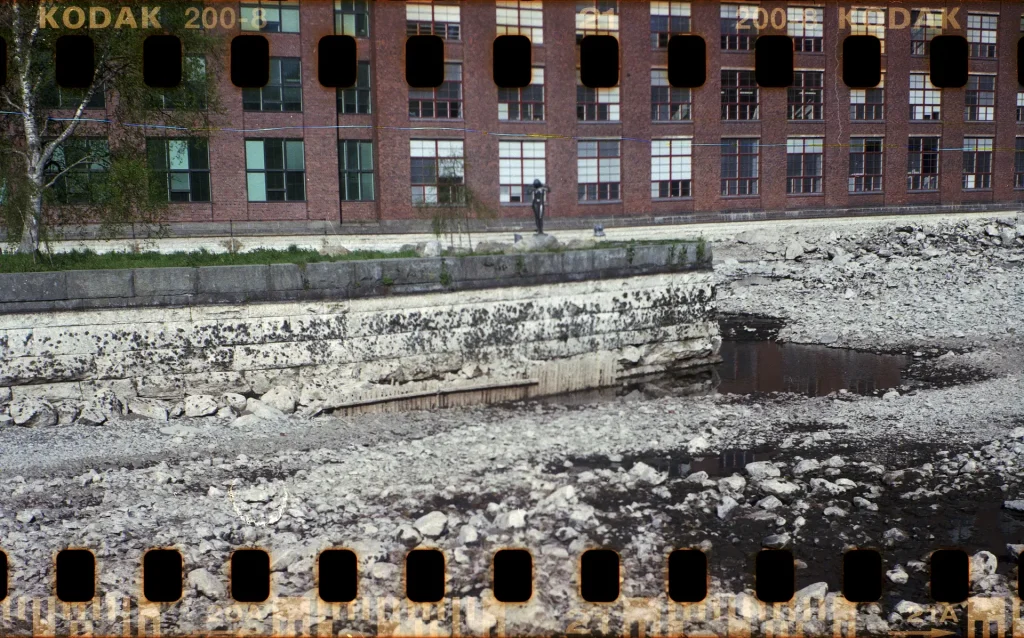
[550,438,1022,619]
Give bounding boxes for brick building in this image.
[49,0,1024,229]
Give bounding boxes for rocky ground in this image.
[1,213,1023,636]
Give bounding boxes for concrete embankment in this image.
[0,242,719,424]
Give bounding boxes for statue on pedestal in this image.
[530,179,550,235]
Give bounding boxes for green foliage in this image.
[626,240,636,264]
[0,0,225,254]
[696,236,707,261]
[439,260,452,287]
[414,157,498,253]
[381,276,394,286]
[0,247,419,273]
[515,255,526,276]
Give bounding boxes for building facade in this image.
[47,0,1024,228]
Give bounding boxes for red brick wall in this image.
[70,1,1024,226]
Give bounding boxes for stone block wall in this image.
[0,244,718,413]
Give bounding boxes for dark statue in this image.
[530,179,550,235]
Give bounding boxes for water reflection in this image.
[716,340,909,397]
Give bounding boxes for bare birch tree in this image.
[0,0,222,256]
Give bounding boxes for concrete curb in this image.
[0,242,711,315]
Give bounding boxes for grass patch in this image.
[0,246,420,273]
[0,238,708,274]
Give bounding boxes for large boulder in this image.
[9,398,58,428]
[474,240,513,253]
[127,398,170,422]
[510,233,560,253]
[260,386,297,414]
[784,240,805,260]
[183,394,219,418]
[417,240,443,257]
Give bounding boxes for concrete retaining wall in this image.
[0,242,708,314]
[0,243,718,415]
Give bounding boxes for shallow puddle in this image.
[717,340,910,397]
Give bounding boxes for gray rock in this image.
[686,435,710,454]
[629,461,667,485]
[10,398,57,428]
[745,461,781,480]
[685,471,709,483]
[794,582,827,600]
[395,524,422,546]
[1003,500,1024,512]
[222,393,248,411]
[785,241,805,260]
[457,525,479,544]
[793,459,820,475]
[188,568,226,599]
[886,566,908,584]
[77,407,108,426]
[413,511,448,537]
[417,240,443,257]
[510,233,560,253]
[0,387,11,404]
[55,400,79,426]
[16,509,42,524]
[184,394,219,418]
[495,509,527,530]
[756,495,783,510]
[474,240,513,253]
[759,479,801,497]
[128,398,169,422]
[717,495,739,520]
[260,387,296,414]
[883,528,908,546]
[763,533,791,549]
[370,562,399,580]
[88,388,124,417]
[244,398,287,421]
[970,551,997,581]
[718,475,746,494]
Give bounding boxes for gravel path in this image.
[1,212,1023,637]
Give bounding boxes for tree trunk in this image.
[18,182,43,255]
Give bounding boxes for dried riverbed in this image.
[1,213,1023,636]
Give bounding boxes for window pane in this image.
[168,140,189,170]
[247,172,267,201]
[188,139,210,170]
[245,141,265,170]
[170,172,191,191]
[360,172,374,199]
[265,140,285,170]
[282,8,300,32]
[360,142,373,169]
[286,141,304,169]
[191,173,211,201]
[286,171,306,200]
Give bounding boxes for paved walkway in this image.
[41,209,1017,255]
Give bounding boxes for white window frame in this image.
[497,0,544,44]
[650,137,692,199]
[499,140,546,204]
[910,72,941,121]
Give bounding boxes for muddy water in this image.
[717,340,911,397]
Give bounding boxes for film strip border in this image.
[0,546,1021,607]
[3,589,1024,637]
[12,15,1024,92]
